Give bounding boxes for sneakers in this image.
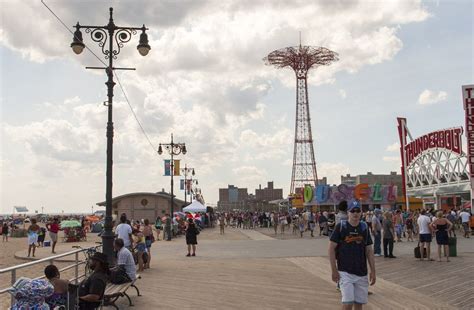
[374,254,382,257]
[388,255,397,258]
[186,253,191,257]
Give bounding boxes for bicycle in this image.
[72,242,102,278]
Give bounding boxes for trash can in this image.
[449,237,457,257]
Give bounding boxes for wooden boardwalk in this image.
[106,229,474,309]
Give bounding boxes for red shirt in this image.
[48,223,59,233]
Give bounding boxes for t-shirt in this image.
[460,211,470,223]
[78,271,107,310]
[117,247,136,281]
[115,223,132,247]
[48,223,59,234]
[330,221,373,277]
[371,216,382,232]
[335,212,348,226]
[417,215,432,234]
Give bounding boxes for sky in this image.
[0,0,472,214]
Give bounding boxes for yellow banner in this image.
[173,160,180,176]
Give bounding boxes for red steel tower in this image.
[264,43,338,194]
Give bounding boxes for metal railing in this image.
[0,245,101,307]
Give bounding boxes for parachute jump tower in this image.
[264,42,338,194]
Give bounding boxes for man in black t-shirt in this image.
[78,252,109,309]
[329,200,376,309]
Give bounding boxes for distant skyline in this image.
[1,0,472,213]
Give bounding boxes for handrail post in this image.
[75,252,79,285]
[11,269,16,307]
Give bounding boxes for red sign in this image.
[463,85,474,178]
[404,128,463,165]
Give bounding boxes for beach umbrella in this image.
[60,220,81,228]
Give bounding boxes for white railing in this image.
[0,245,101,307]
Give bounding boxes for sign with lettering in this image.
[404,128,463,165]
[463,85,474,179]
[303,184,398,206]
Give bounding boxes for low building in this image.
[96,191,184,222]
[218,185,248,209]
[255,181,283,201]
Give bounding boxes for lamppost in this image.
[70,7,150,261]
[158,134,187,241]
[181,164,195,205]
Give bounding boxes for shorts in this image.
[339,271,369,305]
[462,222,469,232]
[49,232,58,242]
[419,233,432,243]
[395,224,402,236]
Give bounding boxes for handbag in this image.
[109,265,131,284]
[414,243,427,259]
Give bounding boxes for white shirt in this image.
[417,215,432,234]
[117,247,136,281]
[115,223,132,247]
[460,211,470,223]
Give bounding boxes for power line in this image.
[41,0,158,154]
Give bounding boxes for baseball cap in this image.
[347,200,361,211]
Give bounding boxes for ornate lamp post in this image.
[70,7,150,261]
[158,134,187,241]
[181,165,195,205]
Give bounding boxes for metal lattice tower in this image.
[264,43,338,194]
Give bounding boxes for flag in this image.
[174,160,180,176]
[164,160,171,176]
[180,179,185,190]
[186,179,192,192]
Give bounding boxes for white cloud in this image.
[383,156,400,162]
[339,89,347,99]
[418,89,448,105]
[386,142,400,152]
[318,162,351,185]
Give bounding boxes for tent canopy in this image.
[182,200,206,213]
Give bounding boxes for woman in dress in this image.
[185,218,199,257]
[405,213,415,242]
[27,218,40,258]
[143,219,154,269]
[431,211,453,262]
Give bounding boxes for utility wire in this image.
[116,73,158,152]
[41,0,158,153]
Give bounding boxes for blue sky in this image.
[0,0,472,213]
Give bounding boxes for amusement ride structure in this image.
[264,40,338,194]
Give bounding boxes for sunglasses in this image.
[349,209,361,213]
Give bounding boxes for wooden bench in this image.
[103,274,141,309]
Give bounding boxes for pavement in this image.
[11,227,474,309]
[108,226,474,310]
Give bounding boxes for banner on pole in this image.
[180,179,185,190]
[164,160,171,176]
[174,160,180,176]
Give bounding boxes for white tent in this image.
[182,200,207,213]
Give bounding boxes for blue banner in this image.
[164,160,171,176]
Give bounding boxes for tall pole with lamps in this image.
[70,7,151,261]
[158,134,187,241]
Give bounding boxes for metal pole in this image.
[102,10,116,263]
[169,151,174,241]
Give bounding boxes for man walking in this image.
[459,209,471,238]
[417,209,433,261]
[371,209,382,257]
[329,201,376,309]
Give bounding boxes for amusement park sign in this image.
[403,127,463,165]
[298,184,398,206]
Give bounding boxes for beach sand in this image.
[0,231,101,309]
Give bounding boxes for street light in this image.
[70,7,150,262]
[157,133,186,241]
[181,164,195,205]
